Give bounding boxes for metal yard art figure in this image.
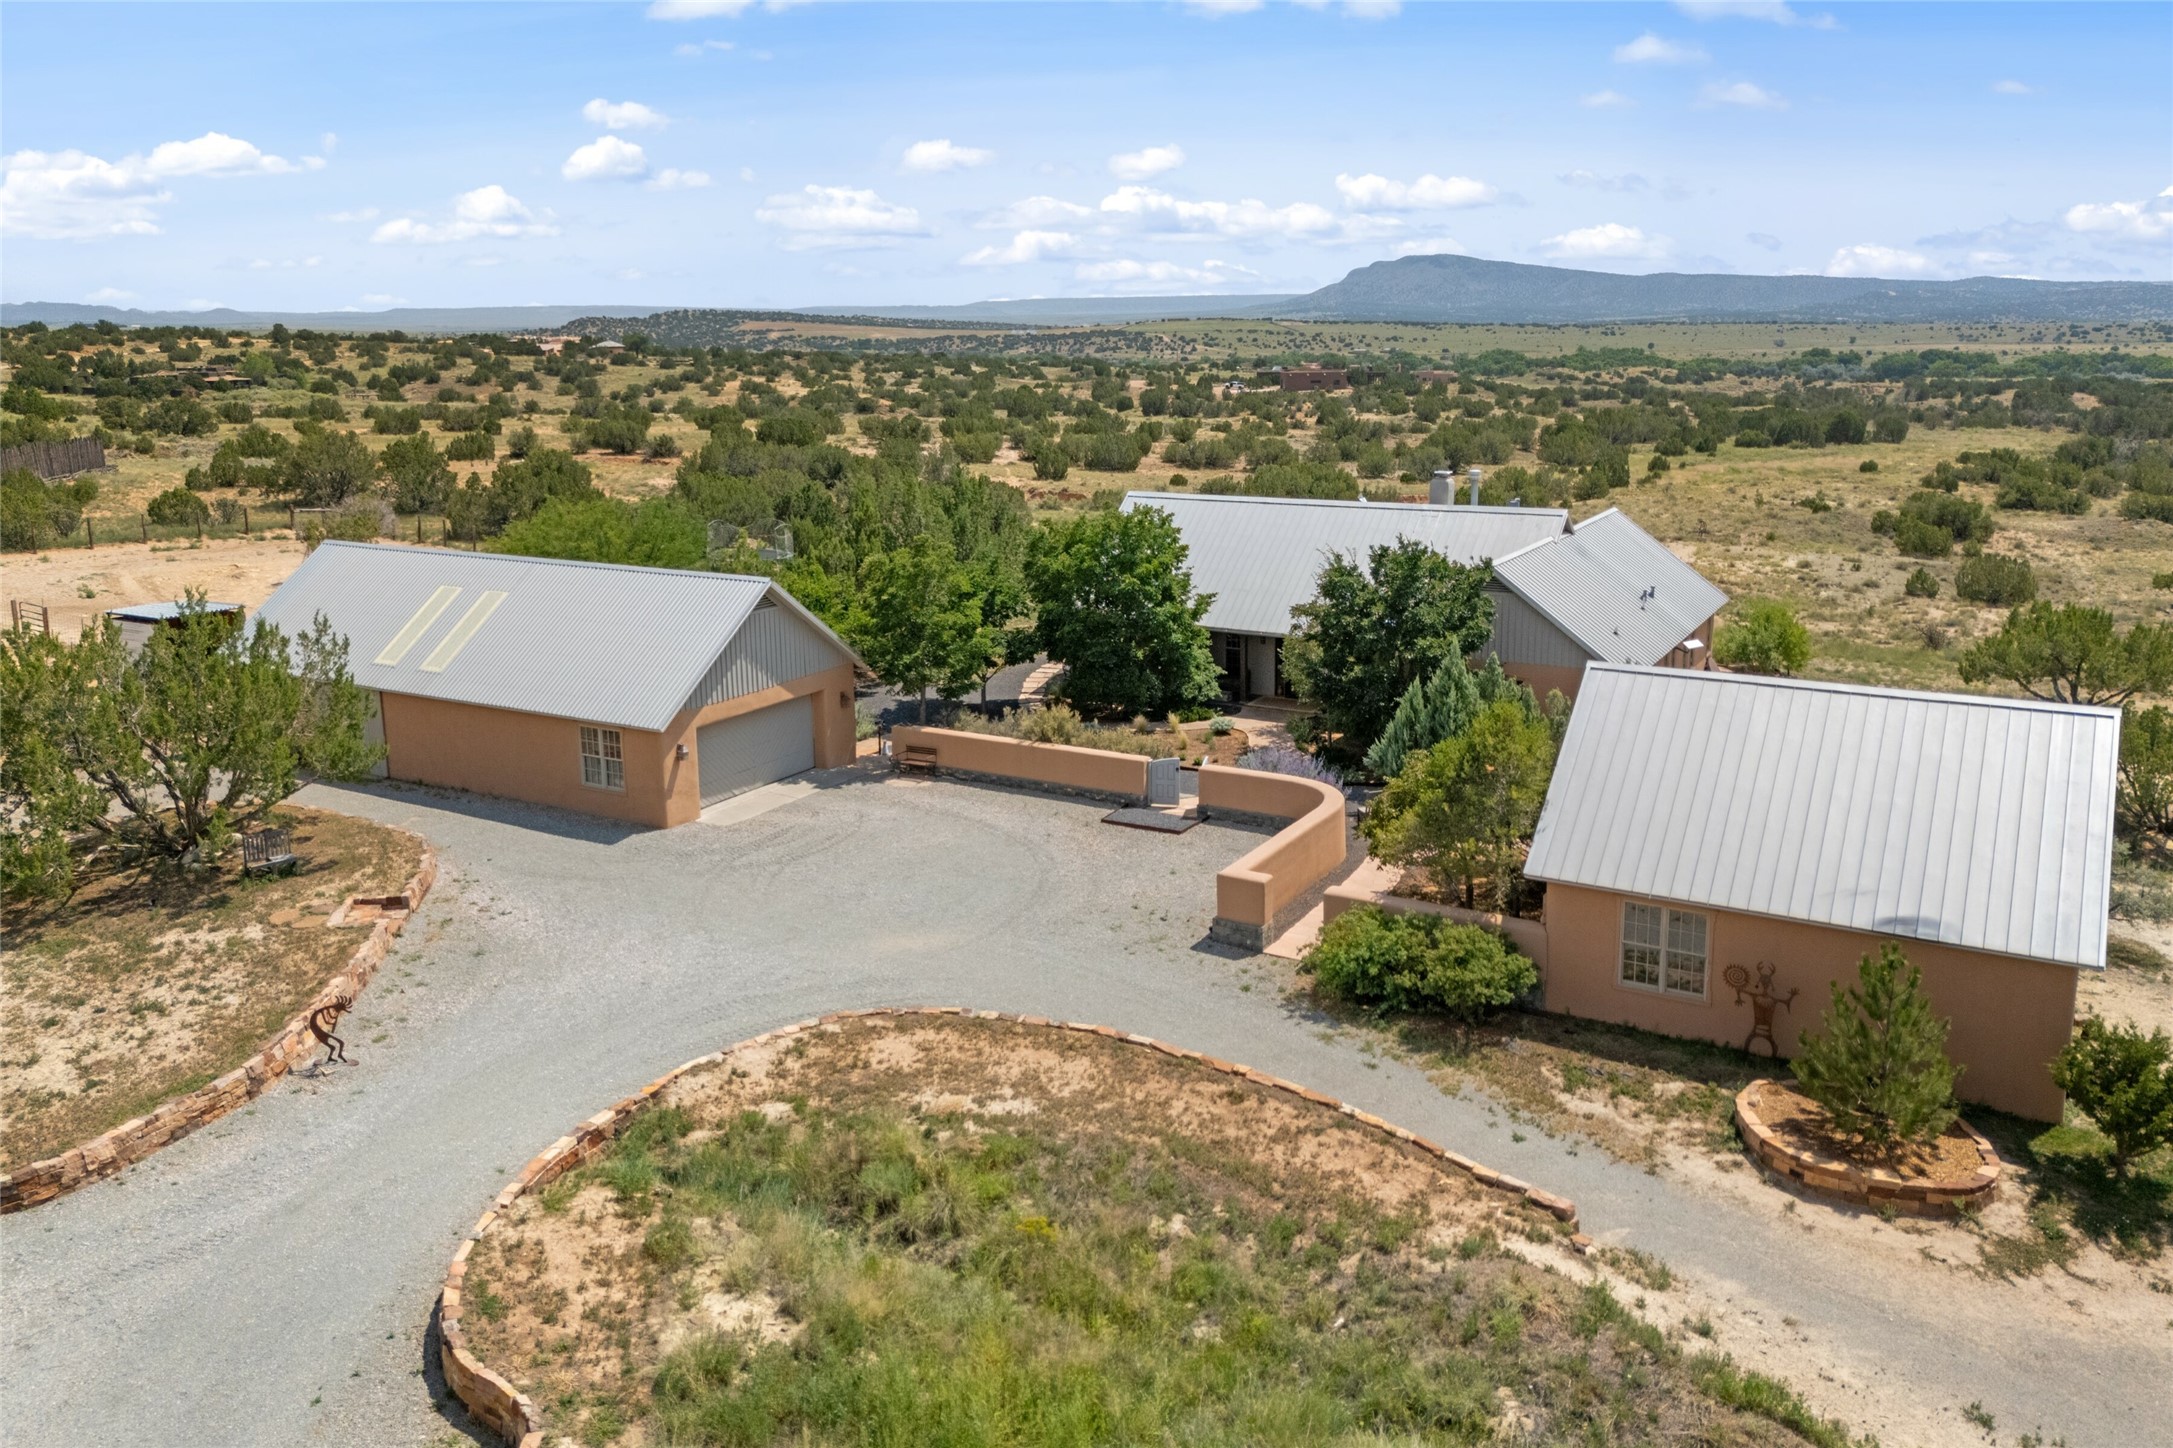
[308,983,358,1067]
[1723,962,1798,1057]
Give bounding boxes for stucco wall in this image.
[382,693,677,827]
[888,725,1150,800]
[660,664,857,826]
[1541,882,2079,1121]
[1498,660,1588,703]
[1198,764,1348,946]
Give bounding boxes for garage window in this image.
[1620,902,1707,999]
[579,726,624,791]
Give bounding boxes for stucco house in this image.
[1523,665,2120,1121]
[254,543,862,827]
[1122,491,1724,704]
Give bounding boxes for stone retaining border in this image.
[1734,1078,2001,1218]
[438,1006,1585,1448]
[0,839,439,1214]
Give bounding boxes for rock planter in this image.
[1734,1078,2000,1218]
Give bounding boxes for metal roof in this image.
[251,543,859,732]
[1121,491,1568,638]
[1491,508,1728,665]
[1524,665,2120,970]
[107,601,243,621]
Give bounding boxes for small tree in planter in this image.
[2052,1020,2173,1175]
[1792,943,1961,1153]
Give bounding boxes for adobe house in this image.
[1124,491,1723,705]
[1524,665,2119,1121]
[253,543,862,827]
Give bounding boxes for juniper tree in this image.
[1792,944,1961,1151]
[2052,1019,2173,1174]
[1363,655,1535,780]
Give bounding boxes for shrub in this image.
[1015,703,1086,746]
[1893,515,1953,557]
[1955,553,2036,606]
[146,486,211,527]
[1858,458,1880,473]
[2052,1019,2173,1173]
[1237,744,1343,787]
[1793,943,1960,1151]
[301,497,394,550]
[1713,599,1811,676]
[1903,567,1940,599]
[1305,905,1537,1020]
[445,429,496,463]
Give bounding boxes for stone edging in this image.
[438,1006,1586,1448]
[0,838,439,1214]
[1734,1078,2001,1218]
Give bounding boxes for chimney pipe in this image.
[1429,468,1454,506]
[1466,466,1483,506]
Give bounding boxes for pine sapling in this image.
[2052,1019,2173,1174]
[1792,943,1961,1153]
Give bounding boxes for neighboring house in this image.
[1123,491,1723,704]
[1272,364,1349,392]
[253,542,862,827]
[1478,507,1727,701]
[1524,664,2120,1121]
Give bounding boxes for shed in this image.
[253,543,863,827]
[106,600,245,653]
[1524,665,2121,1119]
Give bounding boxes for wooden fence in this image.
[1,437,107,479]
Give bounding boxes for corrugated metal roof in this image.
[1122,491,1568,637]
[1524,665,2120,970]
[1491,508,1728,666]
[252,543,858,732]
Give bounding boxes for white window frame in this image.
[1619,901,1708,1000]
[579,725,624,792]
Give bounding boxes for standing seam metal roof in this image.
[1120,491,1568,637]
[250,542,860,732]
[1490,508,1728,666]
[1523,665,2120,970]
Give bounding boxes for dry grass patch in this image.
[0,805,425,1168]
[463,1014,1860,1448]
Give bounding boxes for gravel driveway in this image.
[4,767,2160,1447]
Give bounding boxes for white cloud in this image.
[1334,172,1496,209]
[1991,79,2035,96]
[1182,0,1263,14]
[1,131,313,240]
[1746,231,1783,251]
[320,132,340,154]
[1824,243,1933,276]
[1389,235,1465,258]
[1673,1,1835,27]
[650,167,712,190]
[1613,33,1706,64]
[648,0,753,17]
[1109,144,1185,181]
[246,255,324,270]
[2064,189,2173,241]
[1540,222,1667,259]
[1580,90,1634,108]
[962,229,1078,266]
[1701,80,1786,108]
[675,39,736,55]
[1558,170,1649,193]
[982,195,1094,228]
[562,135,649,182]
[754,183,924,249]
[902,138,994,173]
[326,206,380,223]
[358,293,407,306]
[583,98,669,130]
[1291,0,1402,16]
[1074,257,1259,292]
[371,185,557,244]
[1100,184,1341,240]
[738,165,757,182]
[85,286,136,304]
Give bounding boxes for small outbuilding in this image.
[1523,665,2120,1120]
[254,543,862,827]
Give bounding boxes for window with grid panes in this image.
[1620,901,1707,999]
[579,725,624,791]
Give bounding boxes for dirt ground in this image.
[0,806,426,1168]
[2,534,309,638]
[2086,921,2173,1038]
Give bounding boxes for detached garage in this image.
[254,542,863,827]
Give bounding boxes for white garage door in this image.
[696,697,815,804]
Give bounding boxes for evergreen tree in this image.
[1363,655,1536,779]
[1793,944,1961,1151]
[2052,1019,2173,1174]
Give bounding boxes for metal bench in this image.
[894,744,940,774]
[241,828,297,876]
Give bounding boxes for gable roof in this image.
[1524,665,2121,970]
[1121,491,1568,638]
[1491,508,1728,666]
[251,542,859,732]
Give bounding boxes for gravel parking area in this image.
[3,765,2162,1447]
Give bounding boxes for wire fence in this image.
[9,507,470,552]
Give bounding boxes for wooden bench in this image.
[242,828,297,876]
[894,744,940,774]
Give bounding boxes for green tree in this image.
[0,598,381,901]
[282,427,377,507]
[146,486,211,527]
[848,538,987,723]
[1361,697,1556,910]
[1282,539,1495,756]
[1792,944,1961,1152]
[496,496,706,569]
[380,433,454,515]
[1956,603,2173,707]
[1363,655,1535,780]
[1024,505,1219,717]
[1713,599,1811,677]
[2052,1019,2173,1174]
[2118,705,2173,836]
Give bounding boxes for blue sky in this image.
[2,1,2167,311]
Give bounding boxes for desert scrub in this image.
[1303,904,1537,1020]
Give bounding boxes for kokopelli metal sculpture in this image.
[308,983,358,1067]
[1723,962,1798,1057]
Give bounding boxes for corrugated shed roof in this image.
[1492,508,1728,665]
[252,543,858,732]
[1122,491,1568,637]
[1524,666,2120,970]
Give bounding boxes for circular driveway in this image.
[3,767,2161,1446]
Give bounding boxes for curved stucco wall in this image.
[1198,764,1348,950]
